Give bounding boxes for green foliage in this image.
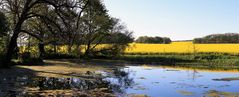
[118,53,239,68]
[135,36,171,44]
[0,37,7,53]
[100,32,134,44]
[119,54,195,65]
[193,54,233,60]
[99,18,134,44]
[80,2,133,57]
[93,44,129,58]
[0,11,9,36]
[20,52,31,61]
[193,33,239,44]
[0,11,9,54]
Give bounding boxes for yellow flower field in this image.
[19,41,239,54]
[125,42,239,54]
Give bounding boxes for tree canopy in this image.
[135,36,171,44]
[0,0,134,67]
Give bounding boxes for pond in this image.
[111,66,239,97]
[1,65,239,97]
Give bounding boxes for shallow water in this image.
[1,65,239,97]
[110,66,239,97]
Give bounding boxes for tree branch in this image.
[20,30,43,42]
[76,0,90,30]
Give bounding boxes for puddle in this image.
[115,66,239,97]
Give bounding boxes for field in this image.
[125,41,239,54]
[19,41,239,55]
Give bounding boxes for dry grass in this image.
[16,59,121,78]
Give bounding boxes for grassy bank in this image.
[116,53,239,70]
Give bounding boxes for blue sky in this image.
[103,0,239,40]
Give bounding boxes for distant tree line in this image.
[193,33,239,44]
[135,36,171,44]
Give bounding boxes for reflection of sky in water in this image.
[117,66,239,97]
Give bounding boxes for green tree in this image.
[0,11,9,64]
[0,11,8,36]
[0,11,9,53]
[0,0,89,67]
[79,1,134,57]
[135,36,171,44]
[193,33,239,44]
[80,0,114,57]
[97,18,134,57]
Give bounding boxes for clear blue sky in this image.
[103,0,239,40]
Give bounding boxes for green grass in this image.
[116,53,239,70]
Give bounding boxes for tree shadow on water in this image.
[0,66,135,97]
[0,67,36,96]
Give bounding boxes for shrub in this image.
[193,54,232,60]
[19,52,43,65]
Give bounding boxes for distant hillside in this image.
[193,33,239,44]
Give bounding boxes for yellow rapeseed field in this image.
[125,41,239,54]
[20,41,239,54]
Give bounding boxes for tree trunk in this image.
[2,19,23,67]
[38,42,45,58]
[2,31,19,67]
[76,44,81,56]
[84,42,91,57]
[68,45,72,54]
[53,44,57,54]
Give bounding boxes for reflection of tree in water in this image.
[104,68,135,94]
[0,67,134,96]
[29,77,110,91]
[186,68,199,80]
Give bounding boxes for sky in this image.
[103,0,239,40]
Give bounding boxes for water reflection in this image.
[1,66,239,97]
[0,68,134,96]
[122,66,239,97]
[104,68,135,96]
